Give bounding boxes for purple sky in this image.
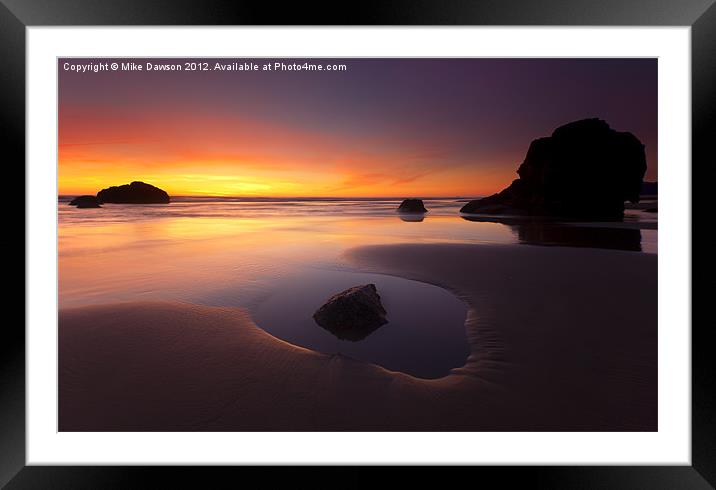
[59,58,657,196]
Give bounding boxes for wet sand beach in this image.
[60,242,656,431]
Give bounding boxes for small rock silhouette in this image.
[397,199,427,213]
[69,195,101,208]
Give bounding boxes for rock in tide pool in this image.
[313,284,388,341]
[397,199,427,213]
[69,195,101,208]
[460,118,647,219]
[97,181,170,204]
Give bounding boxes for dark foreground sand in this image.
[59,244,656,431]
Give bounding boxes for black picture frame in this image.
[5,0,713,487]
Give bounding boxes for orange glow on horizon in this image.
[58,161,514,198]
[58,110,517,197]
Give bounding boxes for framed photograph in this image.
[7,0,713,486]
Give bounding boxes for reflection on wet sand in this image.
[316,319,384,341]
[461,216,642,252]
[398,214,425,222]
[513,223,642,252]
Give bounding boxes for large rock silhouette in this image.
[97,181,170,204]
[313,284,388,341]
[460,119,647,219]
[641,181,658,196]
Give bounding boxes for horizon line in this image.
[58,194,484,200]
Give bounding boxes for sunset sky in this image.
[59,58,657,197]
